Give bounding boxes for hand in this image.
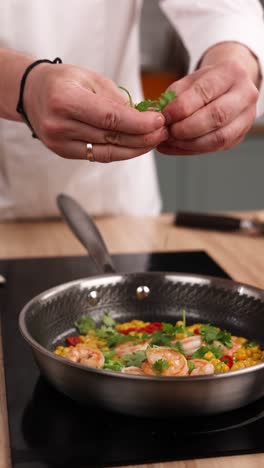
[23,64,167,162]
[157,61,258,155]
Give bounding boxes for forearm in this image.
[0,48,35,121]
[199,42,261,88]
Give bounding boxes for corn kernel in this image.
[175,333,187,340]
[204,351,214,361]
[211,358,221,366]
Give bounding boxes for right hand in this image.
[23,63,167,162]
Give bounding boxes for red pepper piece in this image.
[143,322,162,333]
[220,355,233,368]
[193,328,200,335]
[119,327,138,335]
[66,335,82,346]
[119,322,162,335]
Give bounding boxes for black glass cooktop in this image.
[0,251,263,468]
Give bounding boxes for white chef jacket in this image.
[0,0,264,220]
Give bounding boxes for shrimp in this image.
[115,340,150,357]
[173,335,202,355]
[144,346,188,376]
[189,359,214,376]
[225,337,242,357]
[213,340,227,353]
[67,344,104,368]
[122,366,145,375]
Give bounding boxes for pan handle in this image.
[57,194,116,274]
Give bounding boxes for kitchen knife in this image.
[174,211,264,234]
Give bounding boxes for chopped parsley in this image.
[103,350,123,371]
[170,340,185,354]
[150,331,172,346]
[187,361,195,373]
[153,359,170,374]
[162,322,177,335]
[191,346,210,359]
[122,350,147,368]
[74,315,95,334]
[101,312,116,328]
[199,324,232,348]
[245,341,258,348]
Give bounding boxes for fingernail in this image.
[155,114,165,128]
[163,111,172,125]
[161,128,169,141]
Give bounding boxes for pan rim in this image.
[18,271,264,382]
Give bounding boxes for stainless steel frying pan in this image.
[19,194,264,417]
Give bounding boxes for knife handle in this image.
[175,211,241,231]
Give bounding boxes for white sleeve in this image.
[159,0,264,117]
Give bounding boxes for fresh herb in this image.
[209,345,223,358]
[150,330,172,346]
[101,312,116,328]
[118,86,134,108]
[182,309,186,328]
[217,330,232,348]
[140,331,152,342]
[170,340,185,354]
[122,350,147,368]
[191,346,209,359]
[100,330,133,348]
[135,99,157,112]
[199,324,232,348]
[153,359,170,374]
[103,350,123,371]
[95,314,132,347]
[74,315,95,334]
[162,322,177,335]
[245,341,258,348]
[119,86,176,112]
[191,343,223,359]
[188,361,195,373]
[199,324,219,343]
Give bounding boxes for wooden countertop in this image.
[0,213,264,468]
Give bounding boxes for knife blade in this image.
[174,211,264,234]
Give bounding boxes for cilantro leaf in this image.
[74,315,95,334]
[153,359,169,374]
[101,312,116,328]
[217,330,232,348]
[199,324,232,348]
[245,341,258,348]
[191,346,209,359]
[209,345,223,358]
[154,90,177,111]
[119,86,176,113]
[103,350,123,371]
[182,309,186,328]
[118,86,134,107]
[106,333,133,348]
[135,99,157,112]
[162,322,177,335]
[122,350,147,368]
[170,340,185,354]
[103,360,123,372]
[188,361,195,373]
[199,324,219,344]
[150,331,172,346]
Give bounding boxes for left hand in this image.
[157,61,259,155]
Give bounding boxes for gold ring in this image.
[86,143,94,161]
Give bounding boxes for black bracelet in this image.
[16,57,63,138]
